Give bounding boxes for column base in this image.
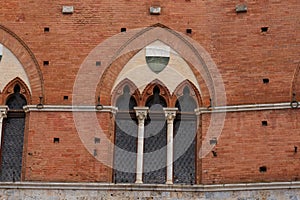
[166,180,173,185]
[135,180,143,184]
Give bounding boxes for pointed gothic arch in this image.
[172,79,202,108]
[141,79,171,107]
[111,78,140,108]
[0,25,44,103]
[2,77,31,106]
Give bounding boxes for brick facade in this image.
[0,0,299,185]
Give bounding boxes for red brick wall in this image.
[1,0,298,105]
[201,109,300,184]
[0,0,299,183]
[22,111,113,182]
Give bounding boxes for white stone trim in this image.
[0,181,299,192]
[0,106,8,149]
[195,102,298,115]
[163,107,178,185]
[0,106,8,113]
[134,107,149,184]
[23,105,118,114]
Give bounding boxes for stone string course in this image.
[0,182,300,199]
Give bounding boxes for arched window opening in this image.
[113,85,138,183]
[0,84,27,181]
[174,86,197,184]
[143,85,167,184]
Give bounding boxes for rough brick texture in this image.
[0,0,299,184]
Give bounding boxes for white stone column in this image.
[163,108,178,184]
[134,107,149,184]
[0,106,8,148]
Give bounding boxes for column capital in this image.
[163,107,178,122]
[134,107,149,121]
[0,106,8,119]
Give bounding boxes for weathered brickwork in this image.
[201,109,300,184]
[0,0,299,186]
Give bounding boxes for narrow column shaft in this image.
[134,107,149,184]
[164,108,177,184]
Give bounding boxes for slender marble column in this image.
[0,107,8,148]
[134,107,149,184]
[163,108,178,184]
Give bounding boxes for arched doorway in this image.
[0,84,27,181]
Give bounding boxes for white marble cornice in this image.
[195,102,299,115]
[23,105,118,114]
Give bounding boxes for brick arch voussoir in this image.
[0,25,44,104]
[96,50,140,105]
[112,25,216,107]
[291,62,300,100]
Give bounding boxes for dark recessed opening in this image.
[96,61,101,66]
[210,138,217,145]
[44,27,50,32]
[261,27,269,32]
[262,121,268,126]
[93,149,97,156]
[186,29,192,34]
[43,61,49,66]
[263,78,269,84]
[94,137,101,144]
[54,138,60,143]
[259,166,267,173]
[121,28,126,32]
[64,96,69,100]
[212,151,217,157]
[295,146,298,153]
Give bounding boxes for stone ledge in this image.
[23,105,118,114]
[196,102,298,114]
[0,181,300,192]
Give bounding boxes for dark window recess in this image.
[94,137,101,144]
[43,61,49,66]
[121,28,127,32]
[63,96,68,100]
[53,138,60,143]
[186,29,192,34]
[210,138,217,145]
[263,78,269,84]
[259,166,267,173]
[262,121,268,126]
[261,27,268,32]
[93,149,97,156]
[96,61,101,66]
[44,27,50,32]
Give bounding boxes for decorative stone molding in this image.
[0,181,300,192]
[23,105,118,114]
[134,107,149,122]
[0,106,8,118]
[195,102,300,115]
[164,108,177,123]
